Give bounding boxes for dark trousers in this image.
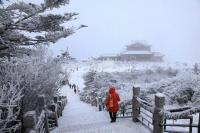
[109,112,117,122]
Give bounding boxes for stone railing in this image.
[23,95,67,133]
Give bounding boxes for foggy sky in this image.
[39,0,200,62]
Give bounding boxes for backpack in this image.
[108,94,113,108]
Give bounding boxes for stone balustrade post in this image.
[49,104,58,127]
[38,95,46,112]
[62,96,67,105]
[37,95,49,133]
[132,86,140,122]
[153,93,165,133]
[59,96,62,101]
[23,111,37,133]
[58,101,62,116]
[54,96,58,104]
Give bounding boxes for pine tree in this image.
[0,0,86,58]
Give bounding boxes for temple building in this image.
[97,42,164,61]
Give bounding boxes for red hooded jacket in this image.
[105,87,120,112]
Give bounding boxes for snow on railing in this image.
[161,106,200,119]
[22,95,67,133]
[80,82,200,133]
[35,110,46,133]
[137,97,154,113]
[117,86,200,133]
[160,106,200,133]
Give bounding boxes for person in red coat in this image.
[105,86,120,123]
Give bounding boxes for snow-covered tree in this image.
[0,0,86,58]
[0,0,84,131]
[0,47,70,131]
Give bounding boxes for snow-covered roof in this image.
[156,93,165,98]
[121,50,153,55]
[100,53,118,57]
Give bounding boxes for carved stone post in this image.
[54,96,58,104]
[58,101,62,116]
[38,95,46,113]
[59,96,62,101]
[37,95,49,133]
[62,96,67,105]
[153,93,165,133]
[23,111,37,133]
[132,86,140,122]
[49,104,58,127]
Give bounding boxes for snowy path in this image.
[51,86,151,133]
[51,68,151,133]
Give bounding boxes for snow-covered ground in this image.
[75,60,199,106]
[52,68,151,133]
[55,60,199,133]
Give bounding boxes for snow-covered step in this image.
[51,67,151,133]
[51,86,151,133]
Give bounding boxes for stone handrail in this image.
[23,95,67,133]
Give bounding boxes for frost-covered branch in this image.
[161,106,200,119]
[0,0,85,58]
[5,0,69,30]
[0,47,70,131]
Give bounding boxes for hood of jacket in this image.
[109,86,116,94]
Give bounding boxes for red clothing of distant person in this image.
[105,87,120,113]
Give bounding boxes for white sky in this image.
[33,0,200,62]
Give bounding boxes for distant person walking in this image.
[69,83,72,89]
[72,84,76,89]
[105,86,120,123]
[74,88,77,94]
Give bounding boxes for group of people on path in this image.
[69,83,80,94]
